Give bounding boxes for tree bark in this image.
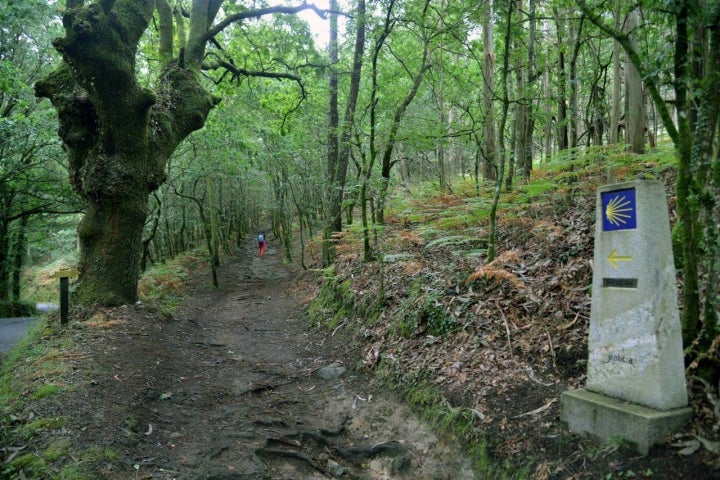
[568,13,584,149]
[554,8,569,152]
[482,2,497,180]
[322,0,340,267]
[513,1,526,187]
[0,220,8,300]
[377,44,430,225]
[542,68,553,161]
[522,0,537,178]
[324,0,365,266]
[35,1,219,305]
[10,216,28,301]
[36,0,326,304]
[363,0,396,258]
[609,0,623,145]
[625,9,645,154]
[488,0,514,262]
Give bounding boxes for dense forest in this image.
[1,0,719,370]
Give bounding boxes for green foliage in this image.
[29,383,59,400]
[42,437,72,462]
[513,180,555,202]
[137,250,207,309]
[307,268,351,329]
[307,266,383,330]
[22,416,68,435]
[389,280,457,338]
[379,368,530,479]
[671,223,685,268]
[425,235,470,250]
[0,300,37,317]
[0,0,80,302]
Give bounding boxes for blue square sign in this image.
[602,188,637,231]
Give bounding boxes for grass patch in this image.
[307,266,383,331]
[379,367,530,479]
[29,383,60,400]
[137,249,207,309]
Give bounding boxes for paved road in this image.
[0,303,57,353]
[0,317,41,353]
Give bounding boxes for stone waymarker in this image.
[561,180,692,454]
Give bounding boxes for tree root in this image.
[256,447,333,476]
[256,415,406,474]
[331,440,405,465]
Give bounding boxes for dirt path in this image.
[58,238,475,479]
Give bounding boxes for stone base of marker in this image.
[561,389,692,455]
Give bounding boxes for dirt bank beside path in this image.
[37,239,475,479]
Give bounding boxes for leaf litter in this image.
[324,170,719,478]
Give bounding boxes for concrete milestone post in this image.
[560,180,692,454]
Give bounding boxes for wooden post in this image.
[53,269,79,325]
[60,277,69,324]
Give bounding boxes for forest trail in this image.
[53,237,475,479]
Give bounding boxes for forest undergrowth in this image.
[2,146,720,479]
[307,148,720,479]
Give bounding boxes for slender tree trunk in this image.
[609,0,623,144]
[437,19,447,192]
[695,13,720,342]
[335,0,366,230]
[324,0,365,265]
[482,2,497,180]
[625,9,645,154]
[0,220,8,301]
[488,0,514,262]
[322,0,340,267]
[208,177,219,288]
[568,14,584,149]
[522,0,537,178]
[10,216,28,301]
[675,2,700,343]
[554,8,569,152]
[513,2,526,187]
[363,0,396,260]
[141,193,162,272]
[376,0,430,224]
[543,68,553,161]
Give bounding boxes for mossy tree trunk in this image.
[35,0,217,305]
[34,0,321,306]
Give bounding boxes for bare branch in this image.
[206,3,328,44]
[203,56,302,83]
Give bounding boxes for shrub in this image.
[0,300,38,317]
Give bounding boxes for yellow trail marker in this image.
[607,249,632,268]
[53,268,79,279]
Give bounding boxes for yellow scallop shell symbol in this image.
[605,195,633,226]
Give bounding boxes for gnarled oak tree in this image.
[35,0,324,306]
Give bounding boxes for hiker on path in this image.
[257,232,266,258]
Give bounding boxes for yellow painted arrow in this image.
[608,249,632,268]
[52,268,79,278]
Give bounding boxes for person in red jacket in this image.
[257,232,266,258]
